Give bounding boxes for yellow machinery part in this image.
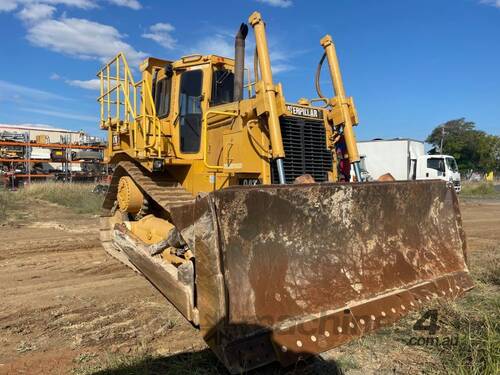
[128,214,175,245]
[117,176,143,214]
[161,247,192,266]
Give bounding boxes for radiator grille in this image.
[272,116,333,184]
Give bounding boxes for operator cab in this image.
[144,55,236,157]
[177,60,234,153]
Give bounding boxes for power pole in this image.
[440,126,445,153]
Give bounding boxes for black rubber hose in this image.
[315,52,327,99]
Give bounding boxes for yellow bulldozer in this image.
[97,11,472,373]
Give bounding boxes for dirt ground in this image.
[0,202,205,375]
[0,197,498,375]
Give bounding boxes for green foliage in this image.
[426,118,500,173]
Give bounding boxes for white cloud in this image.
[0,0,19,11]
[17,3,55,22]
[27,17,147,65]
[20,106,95,122]
[43,0,96,8]
[268,49,294,74]
[0,122,64,129]
[66,78,101,90]
[256,0,293,8]
[190,32,294,75]
[142,22,176,49]
[51,74,112,90]
[480,0,500,8]
[107,0,141,10]
[2,0,142,14]
[3,1,146,66]
[190,33,234,57]
[271,63,293,74]
[0,79,67,101]
[1,0,97,12]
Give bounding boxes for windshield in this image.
[445,157,458,172]
[427,158,445,173]
[211,69,234,106]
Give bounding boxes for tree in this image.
[426,118,499,173]
[484,135,500,172]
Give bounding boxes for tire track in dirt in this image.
[0,202,204,375]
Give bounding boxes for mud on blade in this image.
[183,180,473,372]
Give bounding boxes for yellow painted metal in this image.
[97,53,162,159]
[97,11,369,195]
[249,11,285,159]
[117,176,143,214]
[161,247,193,266]
[320,34,361,163]
[161,250,188,266]
[128,215,175,245]
[202,109,239,170]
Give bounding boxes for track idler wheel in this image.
[117,176,143,214]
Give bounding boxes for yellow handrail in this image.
[142,78,161,156]
[97,52,163,157]
[202,109,238,170]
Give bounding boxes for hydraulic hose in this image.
[315,52,327,99]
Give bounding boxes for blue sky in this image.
[0,0,499,140]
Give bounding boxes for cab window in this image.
[179,69,203,153]
[154,77,172,118]
[210,69,234,106]
[445,157,458,172]
[427,158,445,173]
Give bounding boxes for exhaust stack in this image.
[233,23,248,102]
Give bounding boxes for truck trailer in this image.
[357,139,461,192]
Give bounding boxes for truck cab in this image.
[416,154,461,192]
[356,139,461,193]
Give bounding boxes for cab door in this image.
[177,69,204,156]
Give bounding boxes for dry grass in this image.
[473,246,500,287]
[461,182,499,197]
[436,292,499,375]
[0,182,104,219]
[0,190,9,221]
[73,349,226,375]
[20,182,104,214]
[415,245,500,374]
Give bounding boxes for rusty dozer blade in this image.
[170,180,473,373]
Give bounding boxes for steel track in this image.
[99,160,195,271]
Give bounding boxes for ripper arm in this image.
[320,35,363,181]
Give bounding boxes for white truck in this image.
[357,139,461,192]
